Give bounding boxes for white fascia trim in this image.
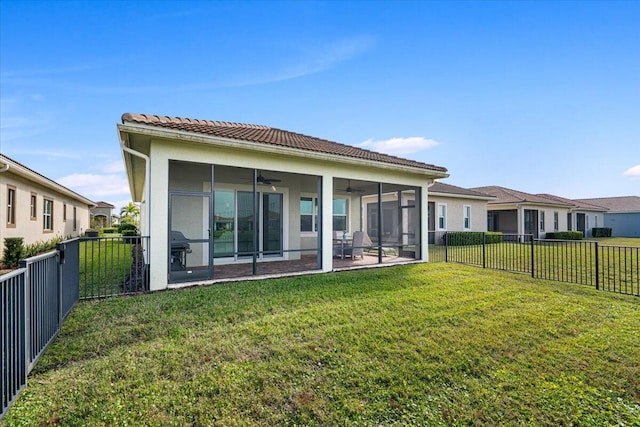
[0,156,95,206]
[429,191,495,201]
[117,123,450,179]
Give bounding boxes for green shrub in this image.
[2,237,24,268]
[486,232,503,244]
[118,222,138,234]
[22,236,64,258]
[447,232,479,246]
[545,231,583,240]
[592,227,612,237]
[446,232,504,246]
[122,230,139,237]
[101,227,118,234]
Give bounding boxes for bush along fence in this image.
[428,231,639,296]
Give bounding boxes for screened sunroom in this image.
[118,113,448,291]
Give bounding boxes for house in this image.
[537,194,608,238]
[426,182,495,241]
[118,113,448,290]
[90,201,115,228]
[574,196,640,237]
[470,186,573,238]
[0,153,94,255]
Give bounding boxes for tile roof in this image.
[536,194,608,211]
[574,196,640,213]
[121,113,448,174]
[430,182,495,199]
[94,201,115,208]
[470,186,574,206]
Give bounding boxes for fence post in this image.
[445,232,448,263]
[482,232,486,269]
[530,236,535,278]
[18,259,30,388]
[594,241,599,290]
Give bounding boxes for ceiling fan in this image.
[256,171,281,185]
[343,180,364,194]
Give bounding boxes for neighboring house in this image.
[427,182,495,239]
[537,194,608,238]
[574,196,640,237]
[470,186,573,238]
[118,113,448,290]
[90,201,115,228]
[0,153,94,255]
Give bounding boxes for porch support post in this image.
[420,184,429,262]
[518,206,524,236]
[377,182,383,264]
[252,169,258,275]
[321,174,333,272]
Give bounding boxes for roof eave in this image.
[0,155,95,207]
[117,122,449,179]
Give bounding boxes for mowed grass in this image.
[3,263,639,426]
[78,238,136,297]
[432,237,640,295]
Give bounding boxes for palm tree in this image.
[120,202,140,225]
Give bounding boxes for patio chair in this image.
[343,231,364,260]
[362,231,399,257]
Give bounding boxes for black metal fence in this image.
[428,231,639,297]
[1,240,80,418]
[79,236,149,299]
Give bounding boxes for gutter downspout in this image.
[119,134,150,238]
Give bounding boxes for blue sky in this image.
[1,1,638,212]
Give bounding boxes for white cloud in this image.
[57,173,130,198]
[358,137,440,156]
[100,160,125,173]
[623,164,640,179]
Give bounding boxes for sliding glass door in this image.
[263,193,283,256]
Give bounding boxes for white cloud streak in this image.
[57,173,130,198]
[623,164,640,179]
[358,137,440,156]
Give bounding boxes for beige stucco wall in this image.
[1,171,91,255]
[140,138,434,290]
[428,195,488,232]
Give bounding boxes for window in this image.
[437,203,447,230]
[595,215,598,227]
[30,193,37,220]
[300,197,317,232]
[463,205,471,230]
[539,211,545,232]
[73,207,77,231]
[553,211,559,231]
[7,186,16,226]
[43,198,53,231]
[333,198,348,231]
[63,203,67,222]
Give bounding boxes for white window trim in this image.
[463,204,471,231]
[437,203,447,231]
[43,197,54,231]
[300,195,318,235]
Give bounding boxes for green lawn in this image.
[430,237,640,295]
[79,238,138,298]
[3,263,639,426]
